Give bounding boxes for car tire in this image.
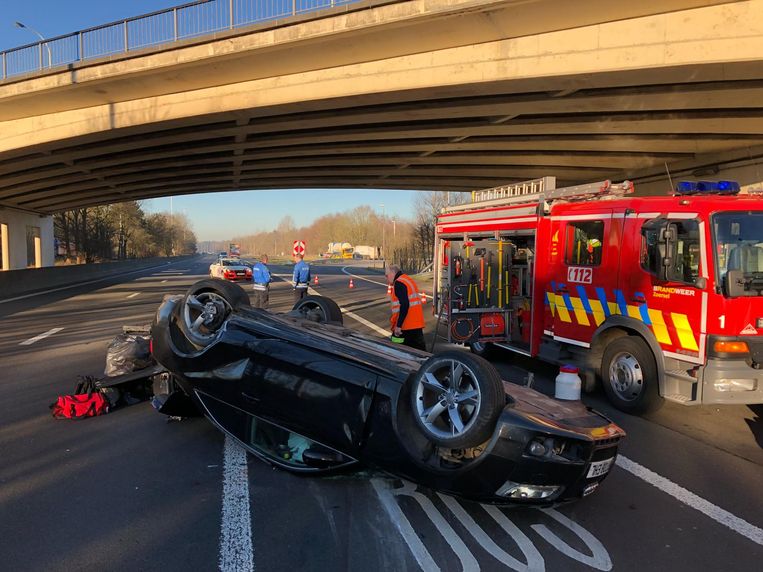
[409,351,505,449]
[177,279,250,349]
[292,295,343,325]
[601,336,663,414]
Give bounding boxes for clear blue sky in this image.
[2,1,426,241]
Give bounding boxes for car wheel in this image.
[177,279,250,348]
[469,341,494,358]
[602,336,662,414]
[409,351,505,448]
[292,295,343,325]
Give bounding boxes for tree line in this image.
[230,192,467,273]
[54,201,197,263]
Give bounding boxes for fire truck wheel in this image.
[409,351,505,448]
[602,336,662,414]
[469,341,494,358]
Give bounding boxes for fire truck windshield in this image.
[713,211,763,292]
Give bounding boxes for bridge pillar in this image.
[0,210,53,270]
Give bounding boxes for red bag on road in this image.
[50,376,109,419]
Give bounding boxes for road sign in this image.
[293,240,306,257]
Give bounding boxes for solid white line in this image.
[307,285,390,337]
[19,327,64,346]
[617,455,763,546]
[370,479,440,572]
[219,435,254,572]
[0,261,181,305]
[126,292,140,299]
[340,266,387,287]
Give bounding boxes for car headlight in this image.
[496,480,562,500]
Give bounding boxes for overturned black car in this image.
[151,279,625,504]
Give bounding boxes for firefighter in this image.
[586,237,602,264]
[385,264,426,351]
[292,254,311,303]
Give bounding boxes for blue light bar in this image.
[675,180,740,195]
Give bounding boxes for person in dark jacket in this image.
[385,264,427,351]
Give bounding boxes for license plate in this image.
[586,458,614,478]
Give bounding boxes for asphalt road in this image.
[0,255,761,571]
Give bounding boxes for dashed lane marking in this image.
[219,435,254,572]
[126,292,140,299]
[616,455,763,546]
[19,327,64,346]
[161,279,168,283]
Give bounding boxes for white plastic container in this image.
[555,365,582,400]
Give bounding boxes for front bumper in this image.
[701,357,763,404]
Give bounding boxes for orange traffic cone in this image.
[349,279,355,289]
[386,284,392,295]
[421,292,427,304]
[313,275,319,286]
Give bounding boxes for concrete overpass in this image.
[1,0,763,268]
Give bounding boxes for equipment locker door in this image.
[547,209,622,345]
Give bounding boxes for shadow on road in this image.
[745,404,763,449]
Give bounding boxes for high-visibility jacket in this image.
[390,273,425,330]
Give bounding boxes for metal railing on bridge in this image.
[1,0,359,81]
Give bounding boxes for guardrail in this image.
[1,0,359,81]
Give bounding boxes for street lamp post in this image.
[14,21,52,68]
[380,203,385,267]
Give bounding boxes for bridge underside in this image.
[1,0,762,213]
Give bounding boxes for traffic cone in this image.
[386,284,392,296]
[313,275,319,286]
[349,278,355,289]
[421,292,427,304]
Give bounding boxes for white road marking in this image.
[126,292,140,299]
[306,286,390,337]
[161,279,168,283]
[341,266,387,287]
[219,435,254,572]
[374,478,613,571]
[370,479,441,572]
[440,493,543,571]
[19,327,64,346]
[617,455,763,546]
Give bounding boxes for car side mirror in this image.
[693,277,707,290]
[302,448,350,469]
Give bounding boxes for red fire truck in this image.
[434,177,763,414]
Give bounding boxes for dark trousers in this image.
[401,328,427,351]
[252,287,269,309]
[293,287,308,304]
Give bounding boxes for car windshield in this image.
[713,211,763,288]
[221,260,237,266]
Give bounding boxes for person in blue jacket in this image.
[292,254,311,303]
[251,254,272,309]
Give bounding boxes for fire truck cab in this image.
[434,177,763,414]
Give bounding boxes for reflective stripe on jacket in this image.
[390,273,425,330]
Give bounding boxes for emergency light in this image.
[675,180,740,195]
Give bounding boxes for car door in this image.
[547,209,622,345]
[239,338,377,455]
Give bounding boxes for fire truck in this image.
[433,177,763,414]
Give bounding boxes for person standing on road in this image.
[251,254,272,309]
[385,264,427,351]
[292,254,311,303]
